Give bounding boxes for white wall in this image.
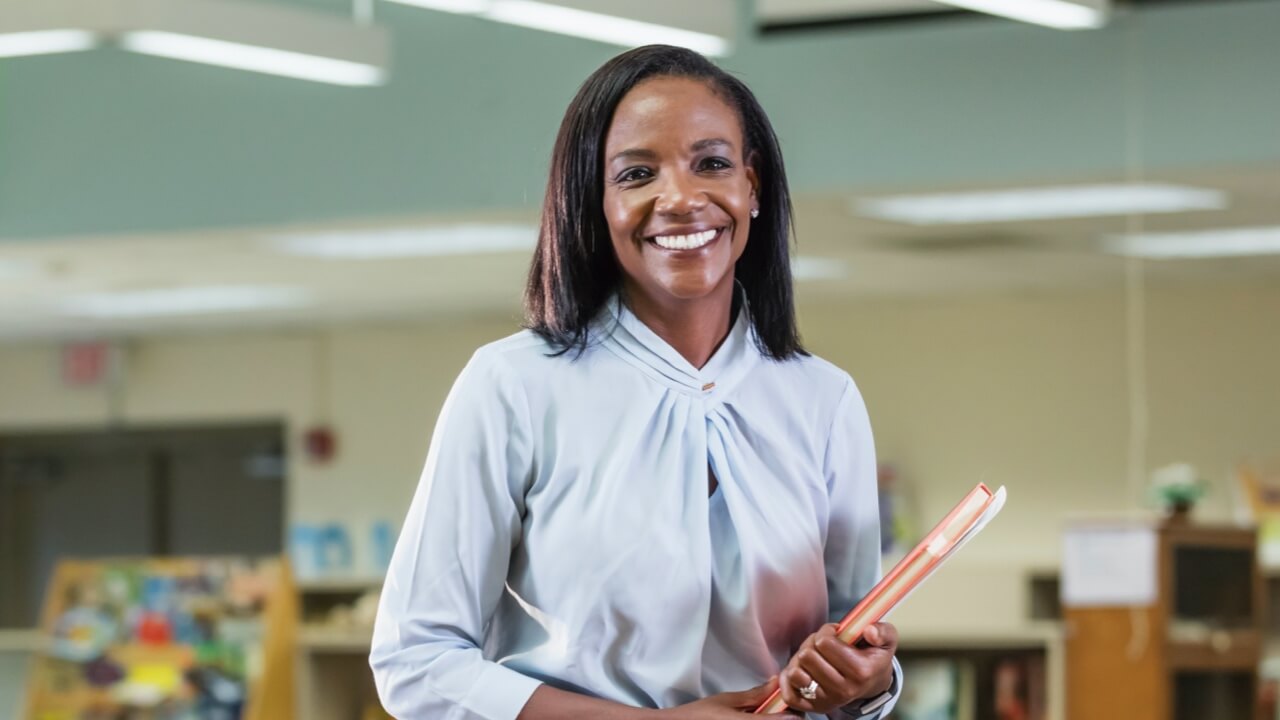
[2,283,1277,622]
[802,284,1280,565]
[0,316,520,579]
[0,651,27,719]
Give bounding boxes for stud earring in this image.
[750,208,760,219]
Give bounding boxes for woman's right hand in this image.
[656,677,793,718]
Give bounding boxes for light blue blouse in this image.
[371,296,902,719]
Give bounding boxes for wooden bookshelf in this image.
[897,623,1061,720]
[22,557,297,720]
[1064,523,1263,720]
[295,579,382,720]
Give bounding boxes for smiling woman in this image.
[524,45,800,364]
[602,76,756,366]
[370,45,902,720]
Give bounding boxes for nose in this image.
[653,170,708,217]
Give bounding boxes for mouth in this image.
[645,227,726,252]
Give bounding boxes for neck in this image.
[623,280,736,370]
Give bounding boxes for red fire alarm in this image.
[304,426,337,463]
[62,341,116,387]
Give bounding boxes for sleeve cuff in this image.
[831,656,902,719]
[459,662,544,720]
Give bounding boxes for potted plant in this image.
[1150,462,1208,523]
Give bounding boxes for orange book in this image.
[755,482,1007,714]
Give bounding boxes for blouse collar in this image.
[596,287,760,400]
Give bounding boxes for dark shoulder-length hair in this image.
[523,44,806,361]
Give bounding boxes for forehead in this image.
[605,76,743,152]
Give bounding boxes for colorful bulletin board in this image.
[24,557,296,720]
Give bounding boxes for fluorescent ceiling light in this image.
[1105,226,1280,259]
[932,0,1108,30]
[121,31,384,86]
[791,256,847,281]
[268,224,538,259]
[0,0,388,86]
[0,29,98,58]
[487,1,728,56]
[386,0,492,12]
[384,0,730,56]
[62,286,310,318]
[854,184,1226,225]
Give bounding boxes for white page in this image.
[1061,524,1158,608]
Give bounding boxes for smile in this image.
[648,227,723,251]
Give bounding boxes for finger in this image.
[797,647,848,699]
[868,622,898,650]
[732,676,780,708]
[720,679,769,709]
[837,645,896,701]
[826,636,900,697]
[815,623,841,643]
[815,631,869,679]
[777,668,812,713]
[783,665,814,697]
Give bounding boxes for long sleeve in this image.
[821,379,903,720]
[370,348,543,720]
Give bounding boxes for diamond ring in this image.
[798,680,819,701]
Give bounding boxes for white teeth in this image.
[652,229,718,250]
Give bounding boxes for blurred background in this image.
[0,0,1278,718]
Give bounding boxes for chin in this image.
[656,272,733,302]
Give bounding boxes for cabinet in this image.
[1064,524,1262,720]
[295,578,385,720]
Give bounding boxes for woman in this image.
[371,45,902,719]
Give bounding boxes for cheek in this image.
[604,194,645,248]
[732,229,749,265]
[723,191,752,257]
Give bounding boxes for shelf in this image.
[298,626,373,653]
[1162,524,1256,548]
[1166,632,1262,671]
[296,577,383,594]
[1064,522,1265,720]
[899,623,1061,650]
[0,629,42,652]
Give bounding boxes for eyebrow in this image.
[608,148,658,165]
[607,137,736,166]
[691,137,734,152]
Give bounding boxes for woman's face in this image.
[602,76,758,310]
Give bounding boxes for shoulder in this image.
[734,349,867,450]
[457,329,556,388]
[764,350,861,405]
[470,329,559,368]
[461,328,594,397]
[457,329,626,433]
[766,352,871,450]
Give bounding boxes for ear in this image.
[745,150,761,205]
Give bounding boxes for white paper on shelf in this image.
[1061,523,1158,608]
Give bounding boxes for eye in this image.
[699,156,733,172]
[616,167,653,183]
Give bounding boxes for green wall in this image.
[0,0,1276,240]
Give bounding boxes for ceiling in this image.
[0,0,1275,339]
[4,0,1277,242]
[756,0,1217,26]
[1,164,1276,340]
[757,0,945,25]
